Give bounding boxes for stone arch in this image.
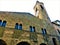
[17,41,30,45]
[0,39,7,45]
[40,43,46,45]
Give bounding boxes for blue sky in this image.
[0,0,60,21]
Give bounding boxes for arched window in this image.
[15,23,19,29]
[2,21,7,27]
[19,24,22,30]
[0,39,7,45]
[41,28,47,35]
[32,27,35,32]
[30,26,32,32]
[40,43,46,45]
[0,20,2,26]
[30,26,35,32]
[17,41,30,45]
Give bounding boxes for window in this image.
[35,8,39,16]
[2,21,7,27]
[19,24,22,30]
[15,23,22,30]
[42,28,47,35]
[30,26,32,32]
[30,26,35,32]
[36,8,37,12]
[57,29,60,34]
[52,38,57,45]
[0,20,2,26]
[15,23,19,29]
[40,5,44,9]
[32,27,35,32]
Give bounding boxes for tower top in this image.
[34,1,44,10]
[36,1,44,5]
[33,1,51,22]
[33,1,44,19]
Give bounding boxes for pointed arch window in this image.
[32,27,35,32]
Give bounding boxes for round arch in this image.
[40,43,46,45]
[0,39,7,45]
[17,41,30,45]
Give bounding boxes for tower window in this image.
[35,8,39,16]
[19,24,22,30]
[0,20,2,26]
[40,5,44,9]
[2,21,7,27]
[15,23,19,29]
[42,28,47,35]
[36,8,37,12]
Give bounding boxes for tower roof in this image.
[36,1,44,5]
